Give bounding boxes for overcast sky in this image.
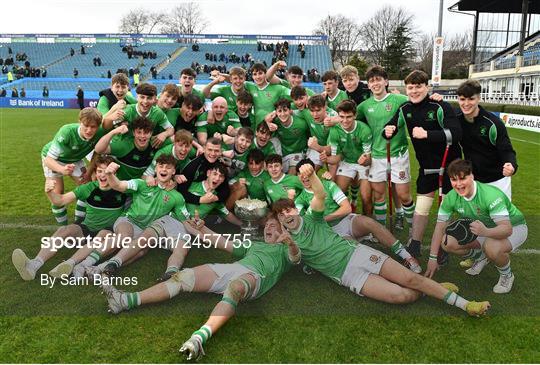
[0,0,474,37]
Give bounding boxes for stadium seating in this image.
[0,40,331,98]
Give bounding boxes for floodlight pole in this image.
[437,0,444,37]
[518,0,529,57]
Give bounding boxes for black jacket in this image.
[176,155,230,204]
[386,96,462,172]
[458,106,517,182]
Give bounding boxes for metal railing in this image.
[444,92,540,106]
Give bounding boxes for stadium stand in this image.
[0,37,331,101]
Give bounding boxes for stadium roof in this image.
[455,0,540,14]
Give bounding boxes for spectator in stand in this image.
[107,70,112,78]
[11,87,18,97]
[70,48,75,57]
[0,88,6,97]
[20,87,26,98]
[73,68,79,78]
[7,71,13,82]
[76,86,84,110]
[80,45,86,54]
[43,86,49,98]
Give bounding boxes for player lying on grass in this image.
[294,158,421,273]
[93,155,190,275]
[100,215,300,361]
[13,155,126,280]
[425,159,527,294]
[41,107,105,226]
[273,163,490,315]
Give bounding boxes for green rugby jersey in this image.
[295,179,347,226]
[124,179,189,229]
[123,104,173,135]
[144,143,197,177]
[41,123,106,163]
[264,174,304,203]
[73,181,126,233]
[195,111,241,137]
[222,144,254,177]
[109,134,156,180]
[253,137,282,157]
[244,81,290,124]
[210,85,240,112]
[438,181,526,227]
[96,92,136,115]
[328,121,372,163]
[274,115,310,155]
[233,241,293,298]
[185,181,229,218]
[356,93,408,158]
[294,108,337,145]
[280,79,316,97]
[230,169,271,201]
[289,209,355,282]
[326,89,348,111]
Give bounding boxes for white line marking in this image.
[420,244,540,255]
[509,137,540,146]
[0,223,58,230]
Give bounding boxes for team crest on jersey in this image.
[479,126,487,136]
[265,92,272,98]
[163,194,170,203]
[406,113,412,118]
[399,170,406,180]
[133,155,140,161]
[385,103,392,112]
[370,255,380,263]
[427,111,435,121]
[368,108,374,113]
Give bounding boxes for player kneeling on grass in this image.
[100,215,300,361]
[41,107,106,226]
[227,148,271,210]
[273,163,490,315]
[425,159,527,294]
[95,155,190,276]
[185,163,243,227]
[294,159,421,273]
[13,155,126,280]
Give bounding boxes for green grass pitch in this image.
[0,108,539,363]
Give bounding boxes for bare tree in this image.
[160,3,208,37]
[313,14,362,67]
[415,31,472,78]
[415,32,434,73]
[118,9,166,34]
[360,5,416,65]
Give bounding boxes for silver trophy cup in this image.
[234,199,268,241]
